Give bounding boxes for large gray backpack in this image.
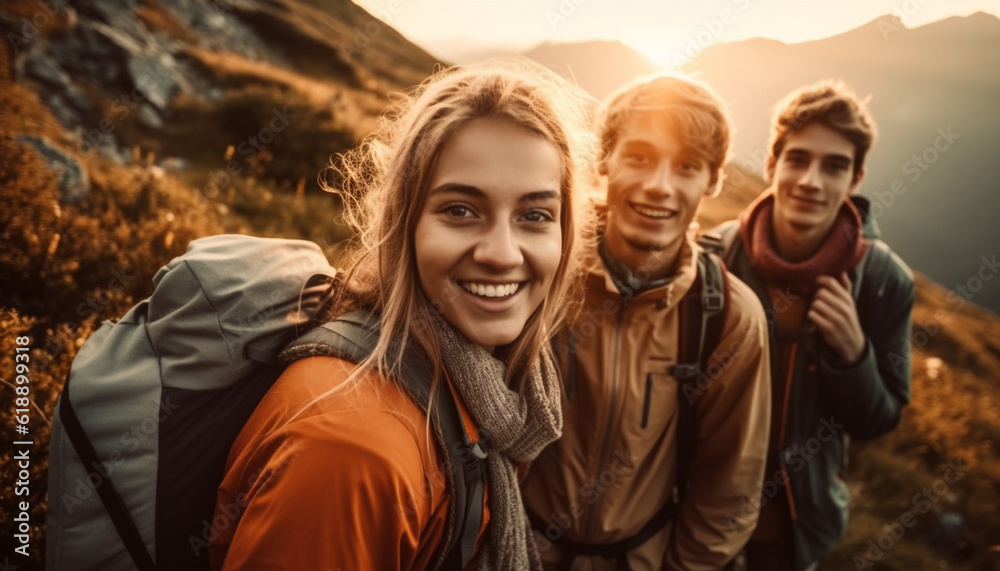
[45,235,487,571]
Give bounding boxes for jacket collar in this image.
[850,195,881,241]
[587,222,701,314]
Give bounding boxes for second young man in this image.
[522,74,771,570]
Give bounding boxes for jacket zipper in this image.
[582,302,627,541]
[779,343,799,521]
[641,373,653,429]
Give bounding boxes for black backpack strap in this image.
[700,221,741,269]
[528,498,676,571]
[668,251,730,504]
[58,373,158,571]
[284,311,486,571]
[860,240,895,299]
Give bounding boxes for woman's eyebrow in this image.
[427,183,485,199]
[428,186,561,203]
[520,190,561,203]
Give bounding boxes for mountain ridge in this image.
[520,11,1000,315]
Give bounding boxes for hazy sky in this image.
[353,0,1000,66]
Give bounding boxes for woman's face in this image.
[414,118,564,352]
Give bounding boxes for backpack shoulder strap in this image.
[699,220,741,269]
[855,239,895,300]
[669,250,731,504]
[283,311,485,571]
[58,372,158,571]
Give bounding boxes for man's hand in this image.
[808,272,866,365]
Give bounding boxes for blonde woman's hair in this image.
[318,59,599,396]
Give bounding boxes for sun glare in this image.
[624,39,683,71]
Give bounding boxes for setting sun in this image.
[624,38,682,70]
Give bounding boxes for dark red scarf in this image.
[739,191,870,294]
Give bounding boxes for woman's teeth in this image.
[460,282,520,298]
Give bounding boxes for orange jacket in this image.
[210,355,489,570]
[521,229,771,570]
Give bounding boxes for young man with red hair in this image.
[522,74,772,570]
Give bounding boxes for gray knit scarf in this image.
[430,311,563,571]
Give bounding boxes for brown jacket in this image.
[522,230,771,570]
[210,356,489,570]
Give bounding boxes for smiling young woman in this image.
[209,60,599,571]
[414,118,565,352]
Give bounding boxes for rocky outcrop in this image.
[16,135,89,202]
[2,0,438,175]
[6,0,299,162]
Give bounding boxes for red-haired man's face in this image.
[603,113,712,279]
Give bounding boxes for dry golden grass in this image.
[0,81,68,142]
[184,46,343,106]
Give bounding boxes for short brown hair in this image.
[598,73,731,191]
[768,80,877,182]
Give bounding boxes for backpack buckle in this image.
[703,290,724,312]
[697,232,724,255]
[470,440,488,461]
[460,437,488,482]
[669,363,701,380]
[697,252,725,314]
